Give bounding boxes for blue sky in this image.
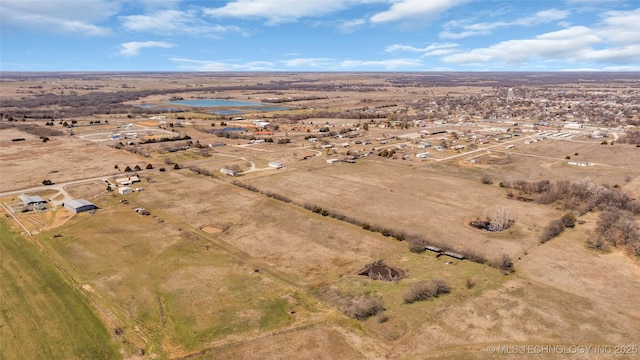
[1,0,639,71]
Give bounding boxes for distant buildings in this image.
[563,122,583,129]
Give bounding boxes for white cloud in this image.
[0,0,117,35]
[203,0,381,25]
[338,59,422,69]
[559,68,601,72]
[280,58,334,68]
[385,43,457,54]
[584,45,640,63]
[133,0,183,9]
[120,41,174,56]
[170,57,276,71]
[121,9,242,36]
[370,0,467,24]
[171,56,422,71]
[337,18,366,33]
[444,26,601,64]
[442,8,640,68]
[597,9,640,45]
[440,8,570,39]
[602,65,640,71]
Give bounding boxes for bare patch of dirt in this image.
[201,225,224,234]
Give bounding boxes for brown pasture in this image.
[2,73,639,360]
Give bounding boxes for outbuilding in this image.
[63,199,97,214]
[116,176,140,186]
[18,194,46,207]
[118,187,133,195]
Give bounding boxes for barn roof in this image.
[64,199,95,208]
[18,194,45,205]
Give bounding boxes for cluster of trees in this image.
[502,179,640,216]
[261,95,328,103]
[594,207,640,255]
[187,166,214,177]
[0,123,63,137]
[378,149,396,158]
[139,134,190,144]
[502,178,640,255]
[404,279,450,304]
[541,213,577,243]
[617,131,640,145]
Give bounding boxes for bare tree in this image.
[496,253,514,273]
[586,231,609,252]
[486,206,512,231]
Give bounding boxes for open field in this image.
[0,126,144,191]
[1,72,639,359]
[0,219,121,360]
[242,159,559,262]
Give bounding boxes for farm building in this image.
[268,162,284,169]
[18,194,46,206]
[63,199,97,214]
[116,176,140,185]
[220,167,238,176]
[416,152,430,158]
[118,187,133,195]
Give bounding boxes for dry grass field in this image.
[242,159,559,262]
[0,127,143,191]
[1,73,639,360]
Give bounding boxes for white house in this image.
[118,187,133,195]
[416,152,430,158]
[268,161,284,169]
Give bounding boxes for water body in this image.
[210,109,245,115]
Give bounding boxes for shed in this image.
[118,187,133,195]
[63,199,97,214]
[443,251,465,260]
[425,245,442,253]
[18,194,46,206]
